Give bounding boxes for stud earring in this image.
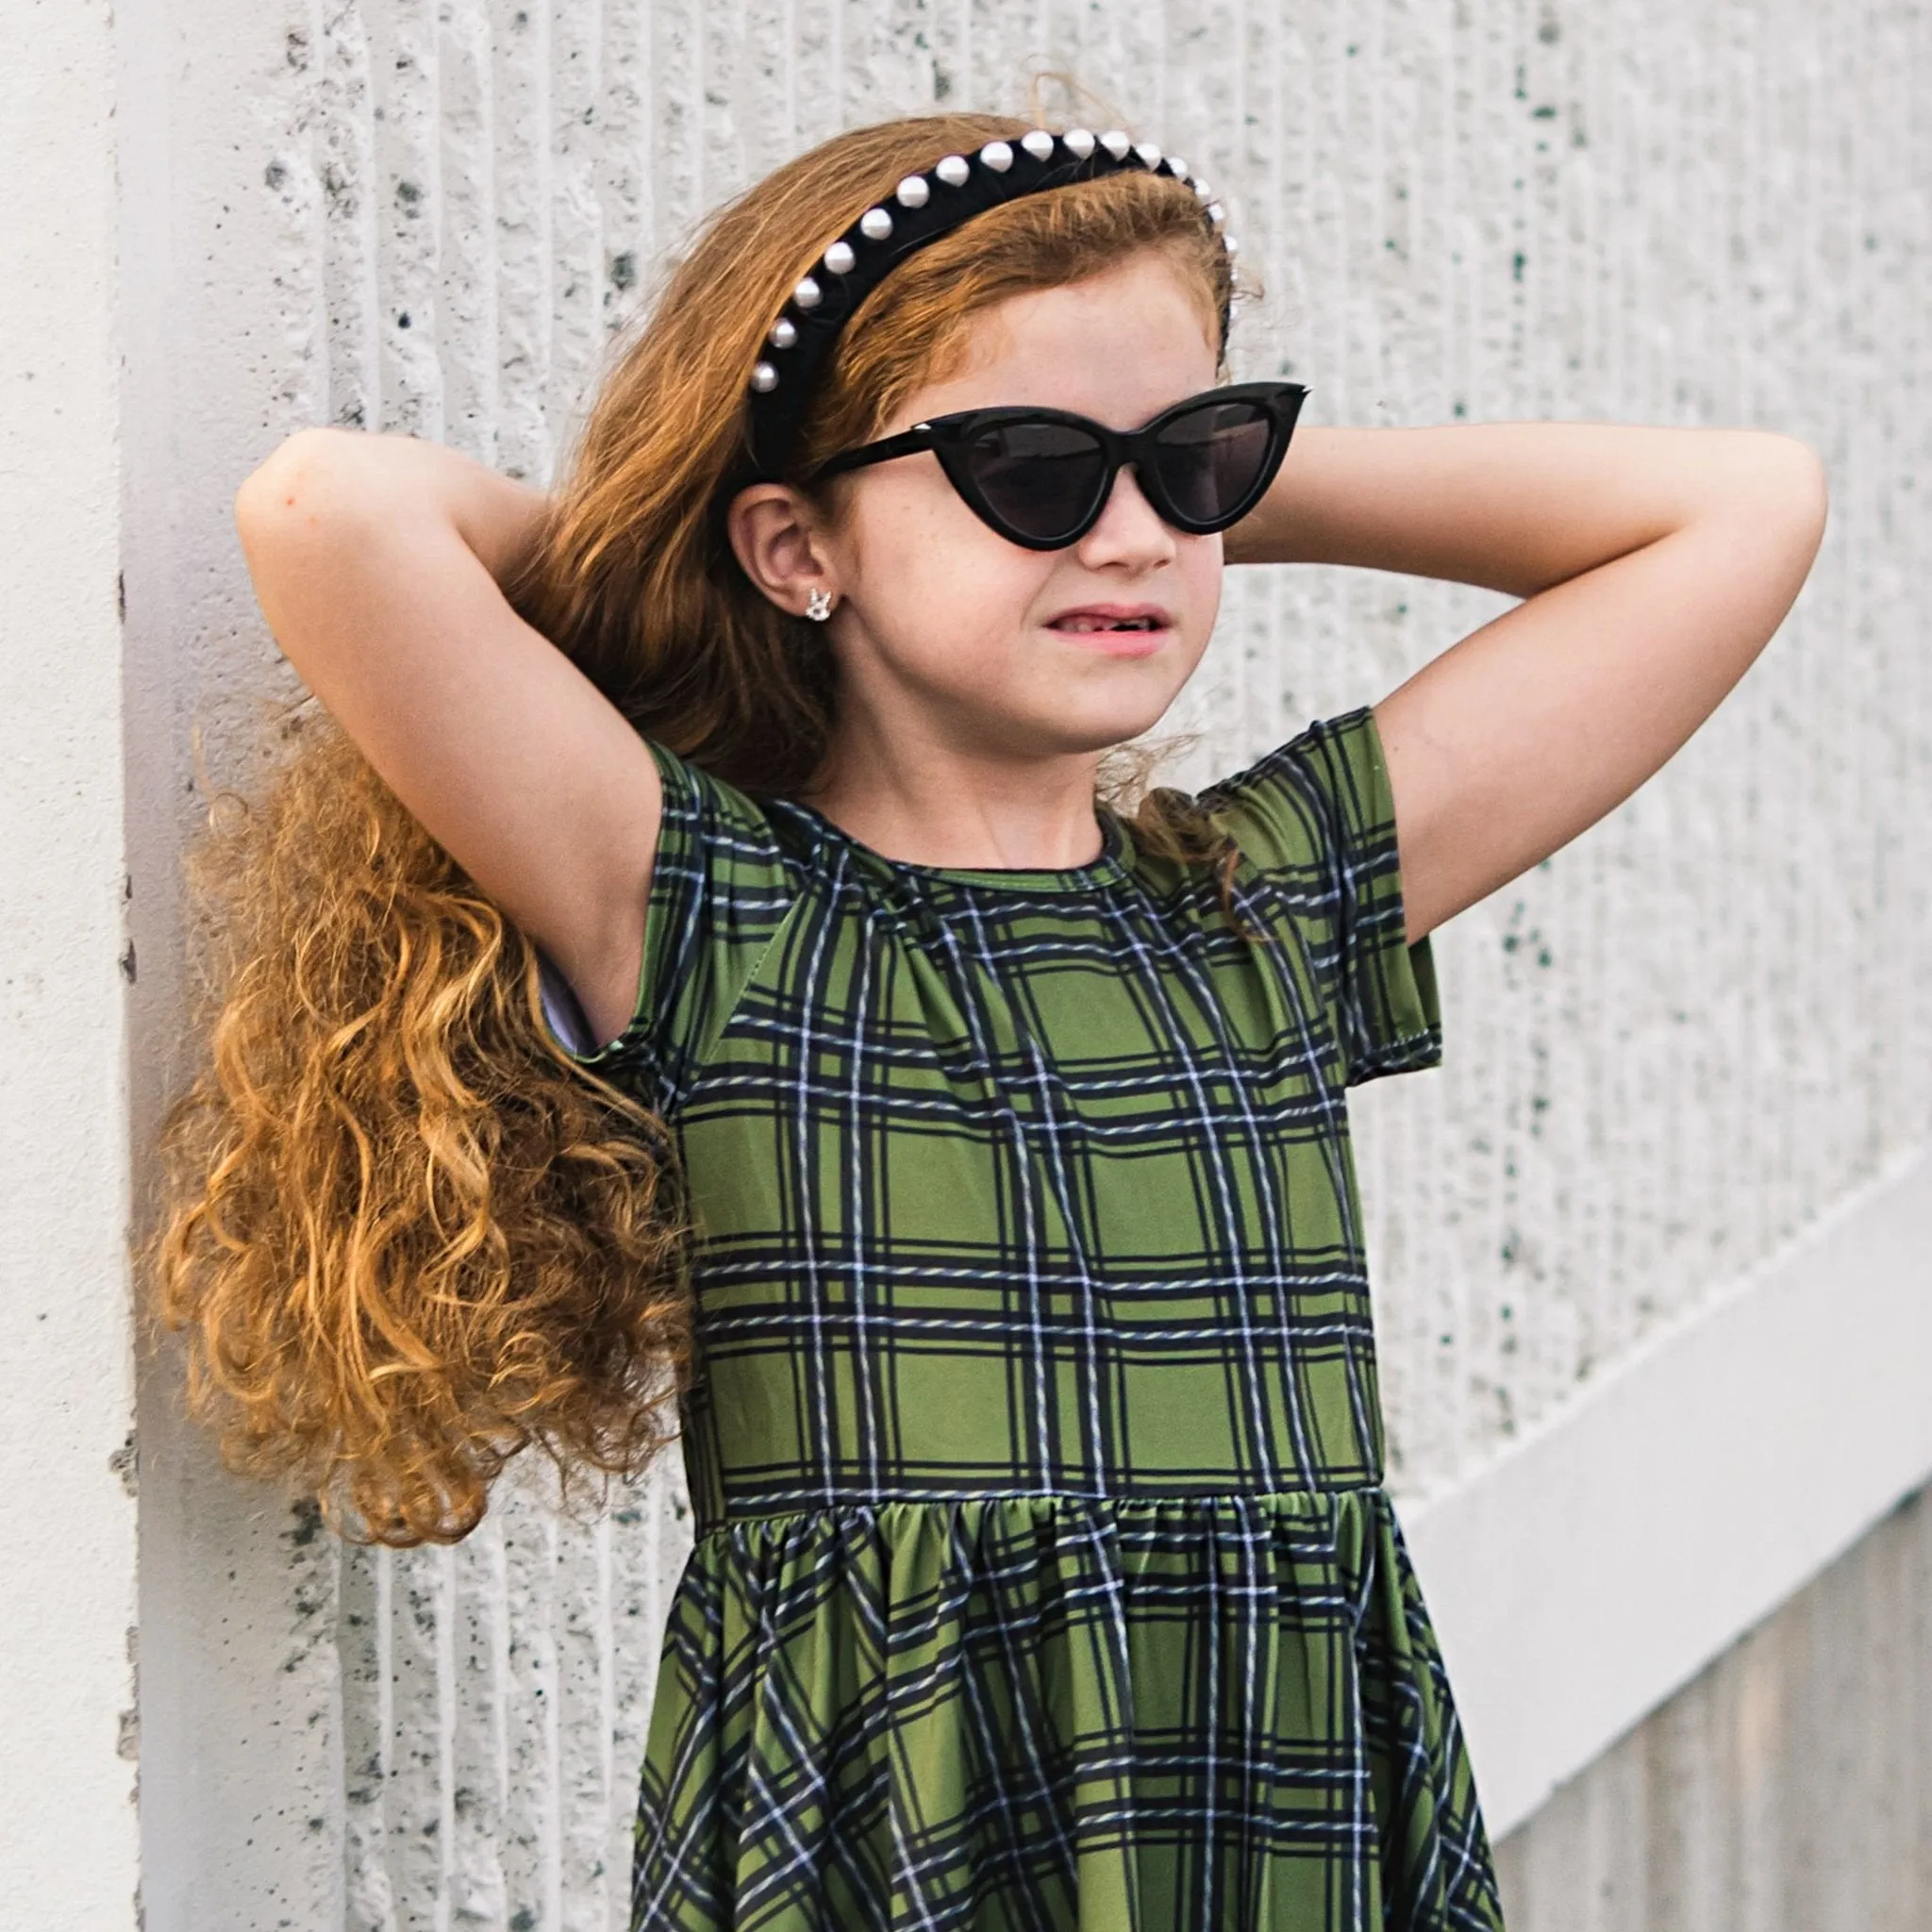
[806,587,834,622]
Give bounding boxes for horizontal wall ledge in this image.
[1399,1143,1932,1840]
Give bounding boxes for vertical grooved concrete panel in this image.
[118,3,1932,1925]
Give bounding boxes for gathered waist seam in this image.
[694,1482,1391,1540]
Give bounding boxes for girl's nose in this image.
[1074,462,1180,571]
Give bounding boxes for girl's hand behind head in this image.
[729,253,1224,779]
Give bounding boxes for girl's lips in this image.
[1045,604,1174,658]
[1050,625,1169,658]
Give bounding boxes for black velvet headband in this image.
[741,126,1237,480]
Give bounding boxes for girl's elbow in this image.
[1755,432,1829,551]
[235,428,360,558]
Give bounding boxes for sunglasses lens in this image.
[1152,400,1277,526]
[961,421,1110,542]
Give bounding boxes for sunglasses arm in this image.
[806,425,938,485]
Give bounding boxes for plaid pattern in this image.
[582,709,1502,1930]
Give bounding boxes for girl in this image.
[159,112,1825,1929]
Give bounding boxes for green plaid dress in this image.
[575,708,1503,1931]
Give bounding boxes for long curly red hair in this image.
[152,112,1237,1546]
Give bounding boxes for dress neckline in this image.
[769,795,1135,894]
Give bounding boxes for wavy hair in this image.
[153,111,1241,1545]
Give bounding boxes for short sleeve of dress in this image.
[1200,706,1441,1087]
[559,741,798,1114]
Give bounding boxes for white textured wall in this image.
[0,2,140,1929]
[108,2,1932,1927]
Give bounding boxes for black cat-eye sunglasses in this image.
[807,380,1309,552]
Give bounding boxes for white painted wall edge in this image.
[1399,1142,1932,1839]
[0,0,140,1926]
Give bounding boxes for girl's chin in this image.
[1002,685,1186,758]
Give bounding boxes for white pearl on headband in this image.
[1136,141,1163,169]
[895,174,930,208]
[824,240,856,275]
[1021,128,1056,160]
[1166,156,1189,179]
[793,275,822,308]
[979,140,1014,172]
[1100,129,1131,159]
[750,361,778,392]
[1062,127,1095,159]
[859,207,893,241]
[1224,235,1241,256]
[768,317,797,349]
[935,153,969,187]
[1206,202,1225,226]
[1192,178,1213,201]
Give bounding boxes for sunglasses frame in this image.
[805,380,1310,552]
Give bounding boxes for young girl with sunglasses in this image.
[159,112,1824,1930]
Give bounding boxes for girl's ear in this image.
[726,483,839,618]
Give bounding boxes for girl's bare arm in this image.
[1226,423,1828,941]
[235,428,660,1046]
